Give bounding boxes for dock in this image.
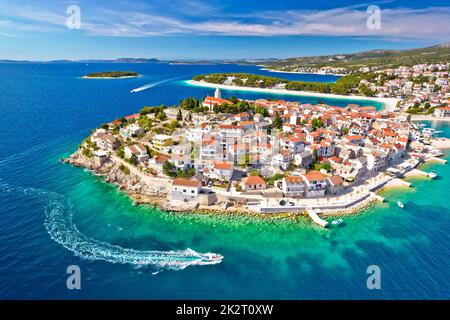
[306,209,328,228]
[370,192,385,202]
[392,178,412,187]
[427,157,447,164]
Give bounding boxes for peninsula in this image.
[64,87,449,227]
[83,71,140,79]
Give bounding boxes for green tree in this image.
[312,118,324,130]
[163,161,176,177]
[129,153,138,166]
[176,108,183,121]
[273,112,283,130]
[312,149,318,166]
[116,146,125,159]
[156,110,167,121]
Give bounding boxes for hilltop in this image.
[265,43,450,71]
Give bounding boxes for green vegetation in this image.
[313,163,332,172]
[311,118,324,130]
[119,164,130,175]
[163,161,177,177]
[176,167,196,178]
[179,97,209,113]
[81,147,93,158]
[265,43,450,71]
[162,160,195,178]
[193,72,380,96]
[139,105,167,121]
[176,109,183,121]
[264,173,285,187]
[116,145,125,159]
[128,154,138,166]
[273,112,283,130]
[84,71,139,78]
[406,102,445,115]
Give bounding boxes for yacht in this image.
[428,170,437,179]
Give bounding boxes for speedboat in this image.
[397,201,405,208]
[201,253,224,263]
[428,170,437,179]
[331,218,344,225]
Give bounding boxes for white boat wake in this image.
[0,179,223,271]
[130,76,184,93]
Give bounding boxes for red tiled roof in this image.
[303,171,327,182]
[243,176,266,186]
[285,176,304,183]
[172,178,201,188]
[213,161,233,170]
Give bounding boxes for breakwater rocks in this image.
[63,151,167,199]
[321,196,377,217]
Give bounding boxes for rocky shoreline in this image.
[63,149,387,224]
[63,150,167,202]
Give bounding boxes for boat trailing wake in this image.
[130,76,184,93]
[0,180,223,271]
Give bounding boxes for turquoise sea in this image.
[0,63,448,299]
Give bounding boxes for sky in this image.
[0,0,449,60]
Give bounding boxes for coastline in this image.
[259,67,347,77]
[185,80,399,111]
[411,115,450,123]
[63,148,429,223]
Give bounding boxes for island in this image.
[83,71,140,79]
[63,87,449,227]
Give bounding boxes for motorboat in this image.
[201,253,224,263]
[397,201,405,208]
[428,170,437,179]
[331,219,344,225]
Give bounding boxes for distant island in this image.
[83,71,140,79]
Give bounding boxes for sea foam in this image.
[0,179,222,271]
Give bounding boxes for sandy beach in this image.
[186,80,399,111]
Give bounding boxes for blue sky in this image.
[0,0,449,60]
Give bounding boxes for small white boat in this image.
[397,201,405,208]
[428,170,437,179]
[331,219,344,225]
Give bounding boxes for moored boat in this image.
[331,218,344,225]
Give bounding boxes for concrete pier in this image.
[427,157,447,164]
[306,209,328,228]
[392,178,412,187]
[370,192,385,202]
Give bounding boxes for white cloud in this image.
[1,1,449,41]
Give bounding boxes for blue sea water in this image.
[0,63,448,299]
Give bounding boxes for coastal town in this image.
[268,62,450,116]
[65,82,449,227]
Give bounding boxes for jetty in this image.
[306,209,328,228]
[426,156,447,164]
[391,178,412,187]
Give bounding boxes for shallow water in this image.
[0,63,448,299]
